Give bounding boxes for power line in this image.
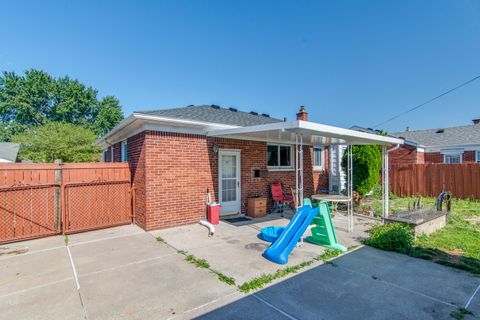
[372,74,480,129]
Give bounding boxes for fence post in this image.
[54,159,63,231]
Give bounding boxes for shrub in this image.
[364,223,414,254]
[342,145,382,200]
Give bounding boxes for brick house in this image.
[389,119,480,165]
[96,105,401,231]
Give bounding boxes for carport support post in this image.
[295,133,304,208]
[381,146,389,218]
[347,145,353,232]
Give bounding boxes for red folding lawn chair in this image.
[271,182,294,215]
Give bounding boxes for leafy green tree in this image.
[92,96,124,136]
[342,145,382,200]
[0,69,123,141]
[11,122,102,163]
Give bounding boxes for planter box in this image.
[247,197,267,218]
[384,210,447,237]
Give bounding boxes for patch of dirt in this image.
[437,247,464,262]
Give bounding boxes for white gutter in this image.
[387,144,401,153]
[94,113,240,147]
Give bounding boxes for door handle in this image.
[237,181,240,187]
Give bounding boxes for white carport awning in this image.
[208,119,401,233]
[207,120,403,146]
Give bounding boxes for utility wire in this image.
[372,74,480,128]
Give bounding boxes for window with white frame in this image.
[267,144,292,169]
[313,146,324,170]
[476,151,480,163]
[121,141,128,162]
[103,150,109,162]
[444,154,462,164]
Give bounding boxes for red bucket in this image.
[207,203,221,225]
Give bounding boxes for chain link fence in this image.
[0,185,61,243]
[64,180,132,234]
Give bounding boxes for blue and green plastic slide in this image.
[262,201,346,265]
[305,201,347,252]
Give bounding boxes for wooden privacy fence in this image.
[390,163,480,199]
[0,162,133,244]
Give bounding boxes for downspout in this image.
[200,188,215,236]
[387,144,401,153]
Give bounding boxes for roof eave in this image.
[94,113,241,147]
[208,120,404,146]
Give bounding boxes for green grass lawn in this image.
[359,195,480,273]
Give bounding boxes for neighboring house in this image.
[0,143,20,163]
[390,119,480,165]
[95,105,401,231]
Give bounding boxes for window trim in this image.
[313,146,325,171]
[443,154,462,164]
[121,141,128,162]
[110,146,114,162]
[267,144,293,170]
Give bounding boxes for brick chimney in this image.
[296,106,308,121]
[472,119,480,126]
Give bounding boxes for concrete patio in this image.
[0,215,478,320]
[150,212,376,284]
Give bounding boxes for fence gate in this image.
[0,184,62,243]
[63,180,132,234]
[0,163,133,244]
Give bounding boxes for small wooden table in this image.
[311,194,351,212]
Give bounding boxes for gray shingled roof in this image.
[136,105,283,127]
[391,125,480,147]
[0,142,20,162]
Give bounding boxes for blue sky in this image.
[1,0,479,132]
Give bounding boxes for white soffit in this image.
[207,120,403,146]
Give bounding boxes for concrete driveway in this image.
[1,224,479,320]
[195,246,480,320]
[0,225,236,320]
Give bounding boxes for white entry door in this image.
[219,150,241,215]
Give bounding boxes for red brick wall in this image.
[465,151,477,162]
[127,132,147,229]
[424,151,476,163]
[113,142,122,162]
[424,152,443,163]
[389,145,420,166]
[132,130,329,230]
